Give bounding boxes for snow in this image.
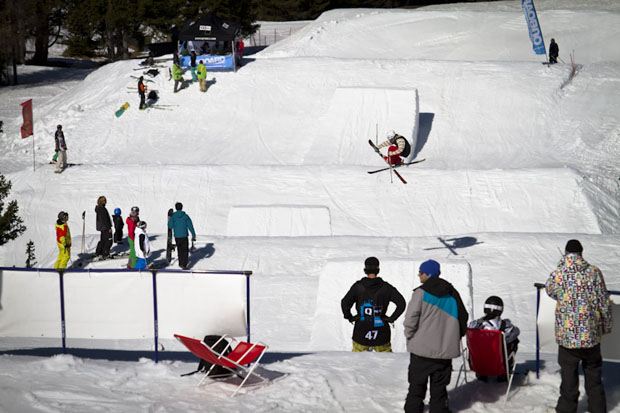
[2,0,620,411]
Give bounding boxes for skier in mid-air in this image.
[376,131,411,165]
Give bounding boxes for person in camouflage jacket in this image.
[545,239,613,413]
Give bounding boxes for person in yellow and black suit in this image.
[54,211,71,269]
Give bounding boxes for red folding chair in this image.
[174,334,269,397]
[456,328,516,406]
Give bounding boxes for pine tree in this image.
[0,174,26,246]
[25,240,37,268]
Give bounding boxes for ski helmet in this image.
[131,206,140,214]
[364,256,380,275]
[114,208,121,215]
[387,130,397,141]
[483,296,504,318]
[57,211,68,221]
[137,221,147,229]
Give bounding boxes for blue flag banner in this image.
[522,0,546,56]
[181,55,233,70]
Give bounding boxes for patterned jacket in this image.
[55,220,71,247]
[545,253,613,349]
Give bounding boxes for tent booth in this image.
[178,13,242,71]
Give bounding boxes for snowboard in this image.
[165,208,176,263]
[115,102,130,117]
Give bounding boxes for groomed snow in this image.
[1,0,620,411]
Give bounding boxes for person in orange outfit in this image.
[54,211,71,269]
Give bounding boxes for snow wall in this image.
[0,270,247,348]
[537,290,620,361]
[226,205,332,236]
[310,259,473,352]
[304,87,419,165]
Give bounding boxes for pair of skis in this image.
[368,140,426,184]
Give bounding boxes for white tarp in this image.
[537,288,620,361]
[310,259,473,352]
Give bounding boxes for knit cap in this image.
[419,260,441,277]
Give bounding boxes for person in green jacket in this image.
[168,202,196,269]
[196,60,207,92]
[172,62,183,93]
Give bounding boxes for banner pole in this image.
[246,274,251,343]
[59,270,66,354]
[151,270,159,363]
[32,133,35,172]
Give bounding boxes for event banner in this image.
[522,0,546,55]
[180,55,233,70]
[20,99,33,139]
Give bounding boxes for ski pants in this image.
[128,238,137,268]
[135,257,147,269]
[139,92,145,109]
[56,150,67,171]
[385,144,402,165]
[174,79,182,92]
[96,229,112,257]
[190,66,197,82]
[175,237,189,268]
[405,354,452,413]
[352,340,392,352]
[199,78,206,92]
[114,227,123,244]
[556,345,607,413]
[54,243,70,269]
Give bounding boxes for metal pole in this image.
[152,270,159,363]
[535,285,541,379]
[59,270,66,354]
[32,133,35,172]
[246,274,251,343]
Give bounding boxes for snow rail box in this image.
[0,267,252,362]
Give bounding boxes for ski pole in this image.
[81,211,86,254]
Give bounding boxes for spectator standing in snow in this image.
[126,206,140,268]
[172,62,183,93]
[134,221,151,269]
[468,295,520,381]
[546,240,613,413]
[196,60,207,92]
[113,208,124,244]
[94,196,113,259]
[138,76,147,110]
[235,37,244,67]
[377,130,411,165]
[403,260,468,413]
[54,211,71,269]
[168,202,196,270]
[54,124,68,173]
[549,38,559,64]
[341,257,406,352]
[190,50,198,82]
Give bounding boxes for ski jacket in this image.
[403,277,468,359]
[341,277,406,346]
[55,220,71,247]
[546,253,613,349]
[549,42,559,58]
[113,215,124,231]
[377,135,410,157]
[95,205,112,231]
[190,53,197,67]
[468,316,520,344]
[126,216,138,241]
[196,64,207,79]
[168,210,196,238]
[138,80,146,94]
[235,40,244,55]
[134,227,151,259]
[55,130,67,152]
[172,63,182,80]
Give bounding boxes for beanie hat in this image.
[364,256,380,274]
[419,260,441,277]
[565,239,583,254]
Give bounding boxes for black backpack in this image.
[181,335,236,377]
[397,136,412,158]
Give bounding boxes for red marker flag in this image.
[20,99,33,139]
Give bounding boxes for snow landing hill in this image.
[1,0,620,411]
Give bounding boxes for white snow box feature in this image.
[226,205,332,236]
[310,259,473,352]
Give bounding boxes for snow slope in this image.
[1,0,620,411]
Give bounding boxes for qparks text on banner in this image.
[522,0,546,56]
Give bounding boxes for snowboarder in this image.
[546,240,613,413]
[468,295,520,381]
[196,60,207,92]
[94,196,113,259]
[54,211,71,270]
[341,257,406,352]
[113,208,124,244]
[168,202,196,270]
[172,62,183,93]
[126,206,140,268]
[138,76,147,110]
[549,38,559,64]
[376,130,411,165]
[403,260,468,413]
[134,221,151,269]
[190,51,198,82]
[54,125,68,173]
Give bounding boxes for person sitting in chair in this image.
[468,295,520,381]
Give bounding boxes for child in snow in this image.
[113,208,124,244]
[134,221,150,269]
[468,295,520,381]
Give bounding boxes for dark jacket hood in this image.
[419,277,454,297]
[360,276,385,293]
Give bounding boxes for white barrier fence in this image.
[0,267,251,362]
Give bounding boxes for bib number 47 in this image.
[365,330,378,340]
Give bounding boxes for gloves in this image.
[347,314,360,324]
[192,237,196,242]
[382,316,394,325]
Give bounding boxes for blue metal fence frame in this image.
[534,283,620,378]
[0,267,252,363]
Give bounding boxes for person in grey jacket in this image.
[403,260,468,413]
